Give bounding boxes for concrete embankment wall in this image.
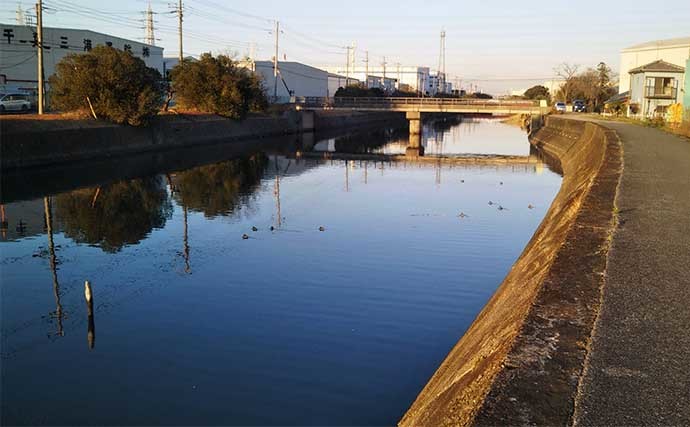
[400,116,622,426]
[0,111,405,170]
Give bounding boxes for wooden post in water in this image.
[85,280,95,349]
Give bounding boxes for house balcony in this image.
[645,86,677,99]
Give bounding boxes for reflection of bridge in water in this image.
[290,150,544,169]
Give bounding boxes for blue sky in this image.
[2,0,689,93]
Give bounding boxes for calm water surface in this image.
[1,117,561,426]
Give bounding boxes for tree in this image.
[334,85,385,98]
[594,62,617,112]
[524,85,550,102]
[49,46,164,126]
[554,62,580,103]
[170,53,267,119]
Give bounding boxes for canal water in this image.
[0,116,561,426]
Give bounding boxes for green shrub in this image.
[49,46,164,126]
[170,54,267,119]
[334,85,385,98]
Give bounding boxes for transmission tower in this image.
[438,29,446,93]
[145,2,155,46]
[16,3,24,24]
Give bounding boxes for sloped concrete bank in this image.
[400,116,622,426]
[0,111,405,170]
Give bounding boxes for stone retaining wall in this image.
[0,111,405,170]
[400,116,622,426]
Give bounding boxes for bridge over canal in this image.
[301,97,547,156]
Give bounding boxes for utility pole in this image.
[36,0,44,114]
[363,50,369,88]
[396,62,401,91]
[345,46,349,87]
[382,56,387,91]
[350,42,356,80]
[177,0,183,61]
[273,20,280,100]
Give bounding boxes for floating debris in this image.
[458,212,469,218]
[270,226,275,231]
[251,226,258,232]
[528,204,535,209]
[318,226,325,232]
[497,205,508,211]
[242,234,249,240]
[499,181,503,185]
[488,201,494,206]
[460,179,465,183]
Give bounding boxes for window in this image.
[654,77,675,96]
[645,77,677,97]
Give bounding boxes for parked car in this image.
[555,102,567,113]
[573,99,587,113]
[0,93,32,113]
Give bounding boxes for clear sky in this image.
[2,0,689,94]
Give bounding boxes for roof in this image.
[605,91,630,105]
[628,60,685,74]
[623,36,690,51]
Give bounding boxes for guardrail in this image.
[332,97,539,107]
[291,97,543,111]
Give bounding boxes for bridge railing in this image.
[330,97,540,109]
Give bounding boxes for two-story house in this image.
[628,60,686,118]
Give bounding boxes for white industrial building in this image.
[322,65,432,94]
[0,24,164,94]
[328,73,361,96]
[618,36,690,94]
[243,60,330,103]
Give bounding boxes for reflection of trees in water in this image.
[173,154,268,218]
[55,176,172,252]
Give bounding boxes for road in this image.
[573,119,690,425]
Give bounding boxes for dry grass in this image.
[585,114,690,141]
[0,110,91,121]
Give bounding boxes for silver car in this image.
[0,93,32,113]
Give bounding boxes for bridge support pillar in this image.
[406,133,424,157]
[406,111,422,135]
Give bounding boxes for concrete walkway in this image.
[574,120,690,425]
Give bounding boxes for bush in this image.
[334,85,385,98]
[170,53,267,119]
[49,46,164,126]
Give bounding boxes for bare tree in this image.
[554,63,580,103]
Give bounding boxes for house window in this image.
[645,77,677,97]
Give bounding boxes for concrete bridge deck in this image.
[303,97,547,115]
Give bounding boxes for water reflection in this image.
[171,154,267,218]
[44,196,64,338]
[1,118,562,426]
[55,177,172,253]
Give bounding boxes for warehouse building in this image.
[0,23,164,94]
[322,65,432,94]
[243,60,330,103]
